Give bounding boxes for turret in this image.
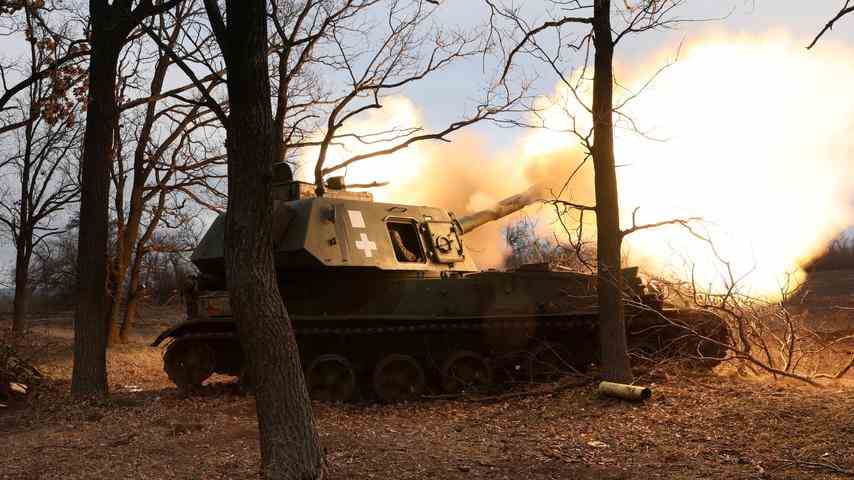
[453,184,545,235]
[192,174,545,286]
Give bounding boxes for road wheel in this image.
[305,354,357,402]
[372,354,425,403]
[440,350,493,394]
[164,339,215,390]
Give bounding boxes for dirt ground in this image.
[3,310,854,480]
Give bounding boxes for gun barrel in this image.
[455,184,545,235]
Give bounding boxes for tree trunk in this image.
[108,218,141,345]
[592,0,632,383]
[71,37,121,397]
[209,1,323,478]
[107,257,128,345]
[119,246,143,343]
[109,46,165,344]
[11,240,32,335]
[121,191,165,342]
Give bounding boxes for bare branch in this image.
[808,0,854,49]
[620,206,702,239]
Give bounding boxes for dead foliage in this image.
[2,316,854,479]
[0,335,43,408]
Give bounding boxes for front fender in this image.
[150,319,237,347]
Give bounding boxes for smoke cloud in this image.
[300,33,854,296]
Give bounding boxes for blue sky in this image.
[406,2,854,135]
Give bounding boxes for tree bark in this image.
[107,207,143,344]
[119,248,142,343]
[120,221,157,343]
[107,259,127,344]
[592,0,632,383]
[12,237,32,334]
[71,29,121,397]
[205,1,323,478]
[11,84,35,336]
[120,188,167,342]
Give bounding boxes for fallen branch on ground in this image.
[777,457,854,477]
[470,376,593,404]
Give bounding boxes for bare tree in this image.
[588,0,632,382]
[115,117,224,341]
[0,3,82,334]
[0,108,81,333]
[29,217,80,303]
[132,221,198,301]
[148,1,521,476]
[486,0,705,382]
[0,2,89,131]
[148,0,520,195]
[106,0,224,344]
[265,0,517,194]
[72,0,180,398]
[194,1,325,478]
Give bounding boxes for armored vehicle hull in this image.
[153,175,727,402]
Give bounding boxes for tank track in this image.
[162,313,597,398]
[161,311,727,401]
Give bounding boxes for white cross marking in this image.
[354,232,377,258]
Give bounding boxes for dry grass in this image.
[3,309,854,479]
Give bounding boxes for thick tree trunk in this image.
[210,1,323,478]
[592,0,632,383]
[11,241,32,334]
[71,38,121,397]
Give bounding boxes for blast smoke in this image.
[301,34,854,296]
[612,34,854,295]
[297,98,581,267]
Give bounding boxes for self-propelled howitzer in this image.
[152,167,727,402]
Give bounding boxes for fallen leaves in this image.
[4,315,854,479]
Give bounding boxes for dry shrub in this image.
[503,218,595,271]
[0,333,44,405]
[642,273,854,385]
